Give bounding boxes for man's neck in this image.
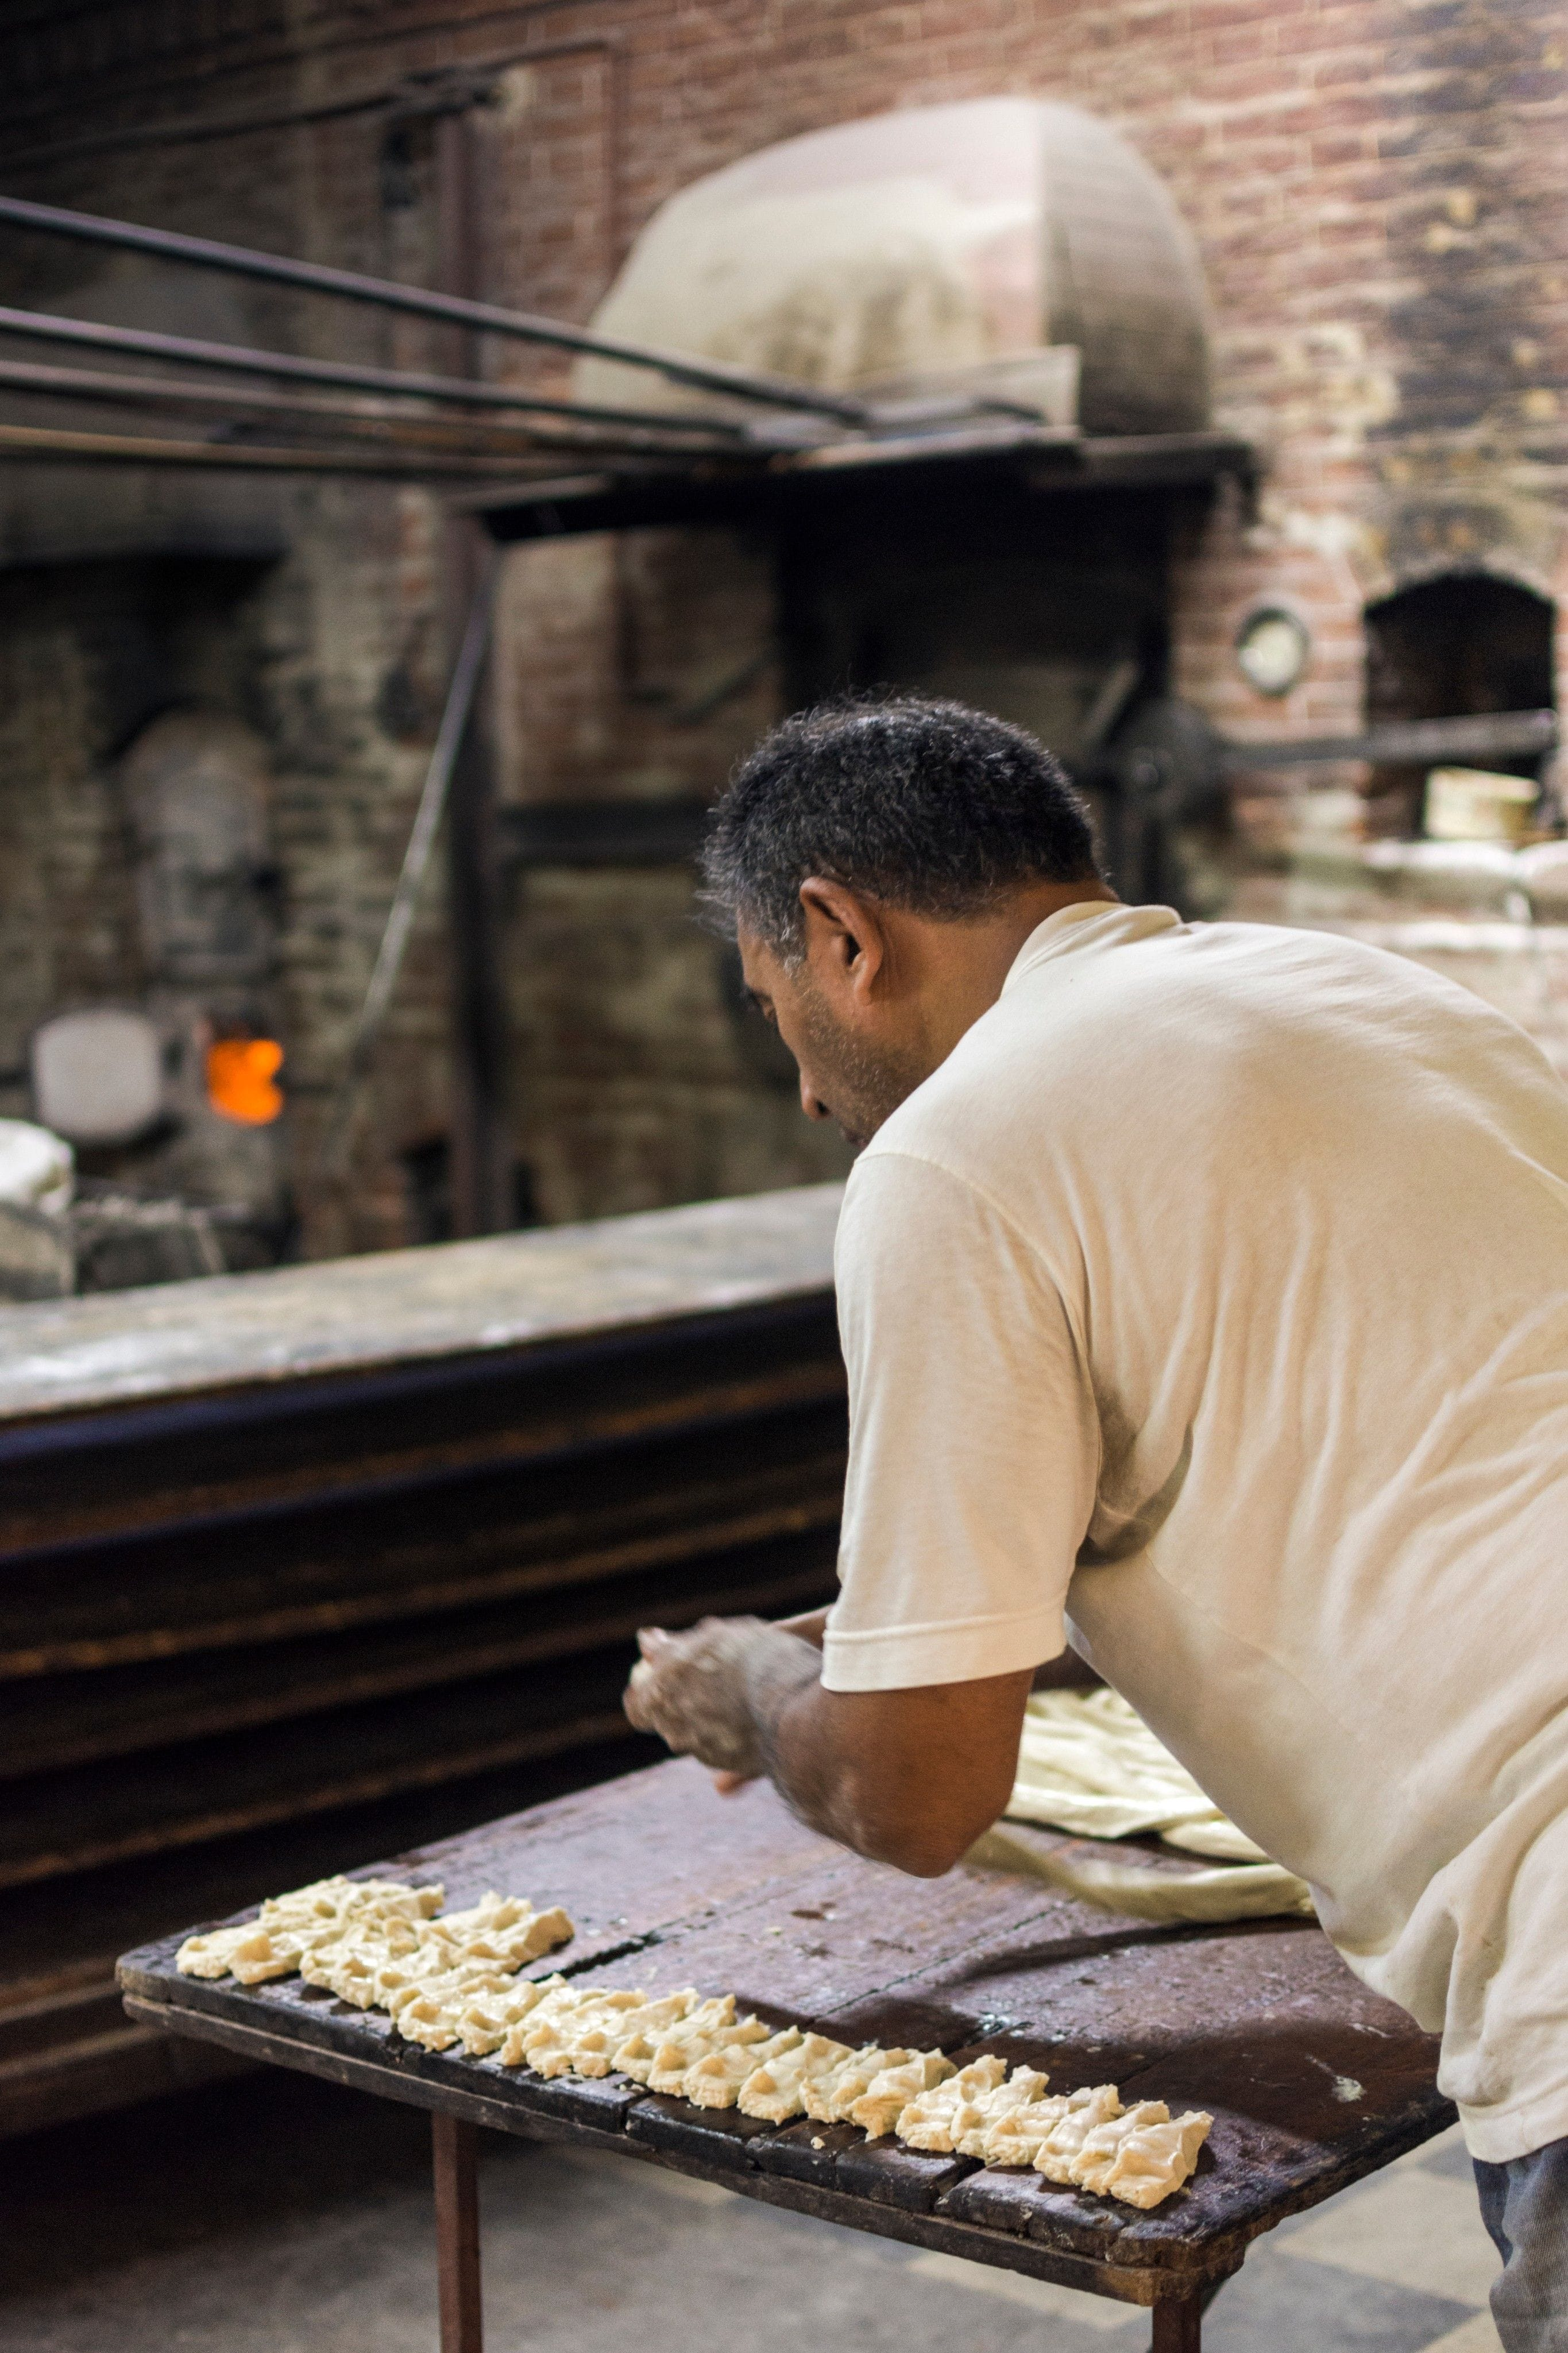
[909,881,1118,1069]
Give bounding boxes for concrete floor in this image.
[0,2071,1503,2353]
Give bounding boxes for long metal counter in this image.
[0,1185,845,2135]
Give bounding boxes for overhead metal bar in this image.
[1218,709,1558,771]
[0,418,567,479]
[0,303,744,442]
[466,429,1259,543]
[0,354,747,463]
[0,192,870,426]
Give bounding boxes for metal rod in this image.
[0,418,571,477]
[0,304,744,441]
[0,353,743,462]
[1219,709,1558,770]
[432,2113,484,2353]
[316,564,497,1181]
[0,192,869,424]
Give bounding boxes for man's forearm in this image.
[624,1615,1032,1878]
[758,1672,892,1856]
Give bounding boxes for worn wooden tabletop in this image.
[119,1757,1452,2310]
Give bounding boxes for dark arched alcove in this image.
[1364,574,1555,828]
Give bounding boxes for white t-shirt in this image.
[823,901,1568,2163]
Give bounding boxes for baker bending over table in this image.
[624,695,1568,2353]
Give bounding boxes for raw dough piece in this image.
[952,2066,1052,2158]
[229,1926,320,1985]
[1071,2101,1172,2194]
[384,1966,514,2036]
[177,1876,441,1983]
[849,2050,956,2140]
[557,1991,696,2077]
[897,2055,1007,2152]
[519,1989,649,2077]
[802,2045,913,2123]
[1008,1691,1266,1854]
[455,1979,559,2057]
[982,2091,1073,2167]
[1033,2084,1124,2181]
[175,1924,254,1978]
[262,1876,442,1935]
[311,1947,386,2008]
[646,2004,770,2095]
[418,1896,573,1972]
[173,1874,573,1991]
[615,1996,740,2085]
[1094,2111,1212,2208]
[738,2033,856,2123]
[686,2027,802,2109]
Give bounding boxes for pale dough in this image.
[171,1874,1219,2209]
[686,2027,802,2109]
[738,2032,856,2123]
[802,2044,913,2123]
[1094,2111,1212,2208]
[849,2051,955,2140]
[1033,2084,1125,2181]
[983,2092,1071,2167]
[952,2065,1053,2157]
[647,2008,770,2096]
[1072,2100,1172,2193]
[1009,1690,1269,1854]
[897,2055,1007,2151]
[613,1994,737,2085]
[175,1872,575,2062]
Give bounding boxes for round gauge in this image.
[1235,605,1312,697]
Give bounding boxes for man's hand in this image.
[623,1614,1034,1877]
[624,1618,820,1777]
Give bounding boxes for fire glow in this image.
[206,1038,284,1126]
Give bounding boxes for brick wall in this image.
[0,0,1561,1244]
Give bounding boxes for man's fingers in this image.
[624,1656,673,1737]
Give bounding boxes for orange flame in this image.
[207,1037,284,1125]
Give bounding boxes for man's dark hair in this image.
[701,693,1102,959]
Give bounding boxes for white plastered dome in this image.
[574,97,1212,435]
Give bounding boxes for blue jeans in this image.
[1475,2139,1568,2351]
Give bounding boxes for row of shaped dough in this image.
[176,1875,574,1988]
[176,1876,1210,2209]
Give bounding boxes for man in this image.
[624,696,1568,2348]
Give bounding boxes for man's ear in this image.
[798,878,889,1003]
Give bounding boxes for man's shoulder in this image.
[859,910,1520,1185]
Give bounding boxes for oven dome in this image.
[573,97,1212,435]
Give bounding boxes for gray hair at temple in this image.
[699,694,1102,963]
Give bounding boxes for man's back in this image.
[828,901,1568,2161]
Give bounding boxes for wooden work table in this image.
[120,1757,1453,2352]
[2,1185,845,2135]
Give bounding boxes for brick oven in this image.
[0,0,1561,1247]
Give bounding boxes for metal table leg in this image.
[433,2113,484,2353]
[1151,2292,1202,2353]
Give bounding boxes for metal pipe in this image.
[0,418,566,478]
[1221,709,1558,771]
[0,192,869,425]
[0,303,744,441]
[0,353,744,462]
[316,565,497,1180]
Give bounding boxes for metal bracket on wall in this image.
[313,562,497,1182]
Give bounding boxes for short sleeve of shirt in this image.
[821,1148,1100,1693]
